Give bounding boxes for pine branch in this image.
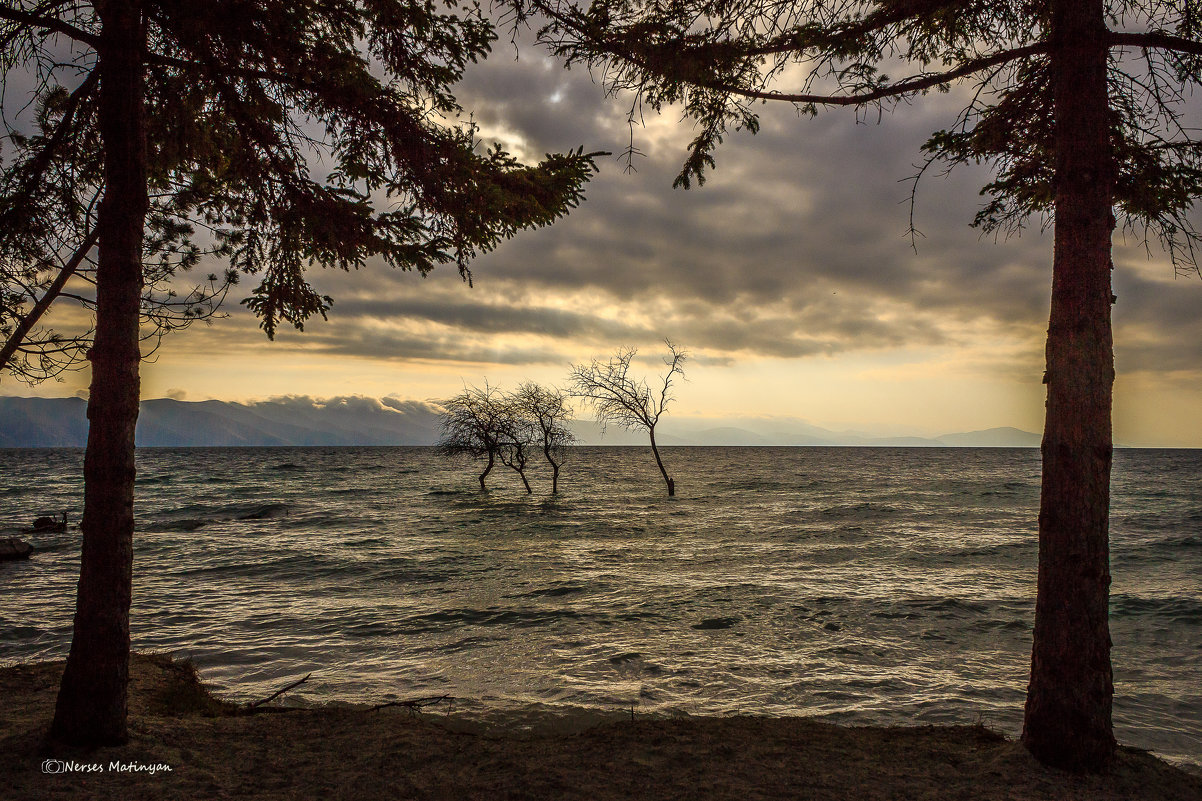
[743,1,965,57]
[651,42,1048,105]
[0,70,100,232]
[1109,31,1202,58]
[0,6,100,48]
[0,226,97,373]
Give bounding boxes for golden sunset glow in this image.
[4,54,1201,446]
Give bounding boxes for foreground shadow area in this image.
[2,654,1199,801]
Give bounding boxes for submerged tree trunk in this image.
[50,0,148,748]
[648,427,674,496]
[550,456,560,494]
[1022,0,1116,773]
[500,446,532,493]
[479,451,495,490]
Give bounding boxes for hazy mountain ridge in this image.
[0,396,1042,447]
[654,424,1041,447]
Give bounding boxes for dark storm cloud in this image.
[1112,266,1202,374]
[451,52,1064,326]
[272,319,567,365]
[325,296,655,341]
[212,40,1201,376]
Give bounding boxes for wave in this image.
[512,584,589,599]
[819,502,902,515]
[1111,594,1202,623]
[396,607,594,634]
[235,503,290,520]
[159,518,210,532]
[4,445,1200,767]
[0,624,46,641]
[692,616,740,630]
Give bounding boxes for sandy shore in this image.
[1,653,1198,800]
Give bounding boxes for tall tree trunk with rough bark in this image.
[50,0,148,747]
[1022,0,1117,773]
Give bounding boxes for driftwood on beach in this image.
[368,694,452,713]
[246,673,312,711]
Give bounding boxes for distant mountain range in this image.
[650,423,1041,448]
[0,395,1042,448]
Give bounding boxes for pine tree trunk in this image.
[50,0,148,747]
[648,427,674,496]
[1021,0,1117,773]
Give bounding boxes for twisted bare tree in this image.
[495,407,536,494]
[570,341,685,496]
[440,382,576,493]
[513,381,575,493]
[438,384,512,491]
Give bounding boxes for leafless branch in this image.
[246,673,312,709]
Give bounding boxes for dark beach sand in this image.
[2,654,1199,800]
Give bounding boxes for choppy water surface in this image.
[1,447,1199,765]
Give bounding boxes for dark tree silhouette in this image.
[0,189,234,383]
[513,381,575,493]
[495,406,536,494]
[0,233,234,383]
[0,42,240,383]
[440,382,574,493]
[438,384,511,491]
[510,0,1202,772]
[1,0,598,747]
[570,341,685,496]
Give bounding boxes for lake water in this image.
[1,446,1199,766]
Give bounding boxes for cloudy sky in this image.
[7,31,1202,445]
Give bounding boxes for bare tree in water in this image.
[438,385,510,490]
[440,382,574,494]
[495,405,536,493]
[513,382,575,493]
[570,341,686,496]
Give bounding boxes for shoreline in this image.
[2,654,1200,800]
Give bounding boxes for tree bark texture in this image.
[50,0,148,747]
[648,428,674,496]
[1022,0,1117,772]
